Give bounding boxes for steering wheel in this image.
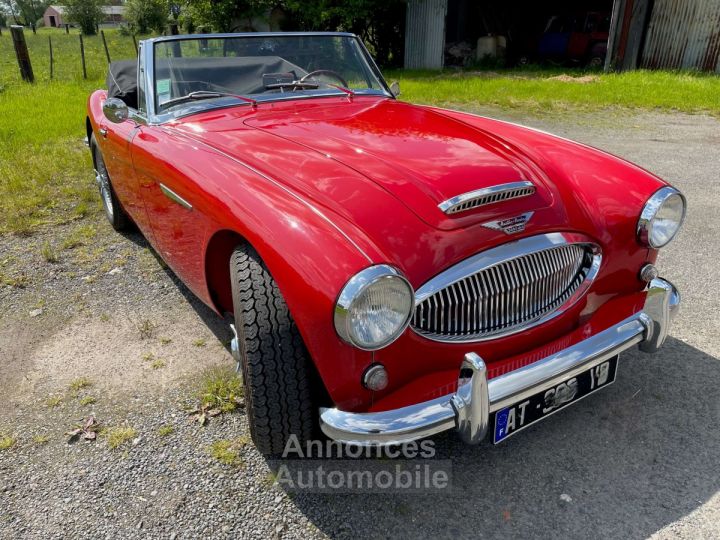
[299,69,349,88]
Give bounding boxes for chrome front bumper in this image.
[319,278,680,446]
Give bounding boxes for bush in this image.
[125,0,169,34]
[64,0,104,35]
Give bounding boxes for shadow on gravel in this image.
[119,229,234,351]
[284,337,720,539]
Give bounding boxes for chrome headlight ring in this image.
[637,186,686,249]
[334,264,415,351]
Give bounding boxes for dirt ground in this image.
[0,106,718,539]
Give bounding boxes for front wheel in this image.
[229,244,317,455]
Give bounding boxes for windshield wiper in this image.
[162,90,257,109]
[326,83,356,99]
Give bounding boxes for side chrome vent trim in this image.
[438,181,536,215]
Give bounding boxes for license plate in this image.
[493,355,618,444]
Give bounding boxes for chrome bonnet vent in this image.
[438,181,536,215]
[411,234,601,342]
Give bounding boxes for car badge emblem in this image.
[481,212,534,235]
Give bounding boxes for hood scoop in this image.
[438,181,536,215]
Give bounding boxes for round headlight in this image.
[637,187,686,248]
[334,265,414,351]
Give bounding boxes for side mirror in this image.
[103,97,129,124]
[389,81,401,97]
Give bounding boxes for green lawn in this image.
[388,68,720,115]
[0,28,147,234]
[0,28,718,235]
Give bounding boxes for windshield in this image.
[152,34,389,113]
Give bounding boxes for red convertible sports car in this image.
[87,32,685,455]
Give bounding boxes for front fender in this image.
[163,129,383,411]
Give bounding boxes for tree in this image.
[64,0,104,35]
[125,0,169,34]
[184,0,273,33]
[283,0,406,67]
[1,0,49,25]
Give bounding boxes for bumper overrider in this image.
[319,278,680,447]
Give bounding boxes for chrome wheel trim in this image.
[95,159,114,220]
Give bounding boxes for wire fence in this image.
[0,26,153,86]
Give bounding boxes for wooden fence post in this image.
[49,35,54,79]
[31,23,36,35]
[65,24,69,34]
[132,34,138,55]
[79,33,87,79]
[100,29,111,63]
[169,23,181,57]
[10,26,34,83]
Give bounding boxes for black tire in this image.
[230,244,316,455]
[90,133,130,231]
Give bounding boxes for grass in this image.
[61,224,97,250]
[46,395,63,408]
[33,434,50,445]
[137,319,156,340]
[79,396,96,406]
[41,241,59,262]
[0,434,17,450]
[69,377,92,392]
[192,338,206,347]
[157,425,174,437]
[150,358,166,370]
[0,28,152,235]
[209,438,246,466]
[196,366,243,413]
[0,270,29,288]
[388,67,720,115]
[105,426,137,449]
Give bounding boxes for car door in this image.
[96,112,145,229]
[97,48,156,242]
[130,125,210,297]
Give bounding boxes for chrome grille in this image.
[439,181,536,215]
[412,239,599,342]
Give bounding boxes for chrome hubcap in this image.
[230,323,241,369]
[95,163,114,219]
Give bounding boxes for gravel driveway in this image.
[1,106,718,540]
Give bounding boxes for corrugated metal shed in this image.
[404,0,448,69]
[641,0,720,71]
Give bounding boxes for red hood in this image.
[167,96,661,297]
[170,98,557,232]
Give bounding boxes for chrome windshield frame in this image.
[138,32,394,125]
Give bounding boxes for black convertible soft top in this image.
[106,56,309,113]
[106,60,138,109]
